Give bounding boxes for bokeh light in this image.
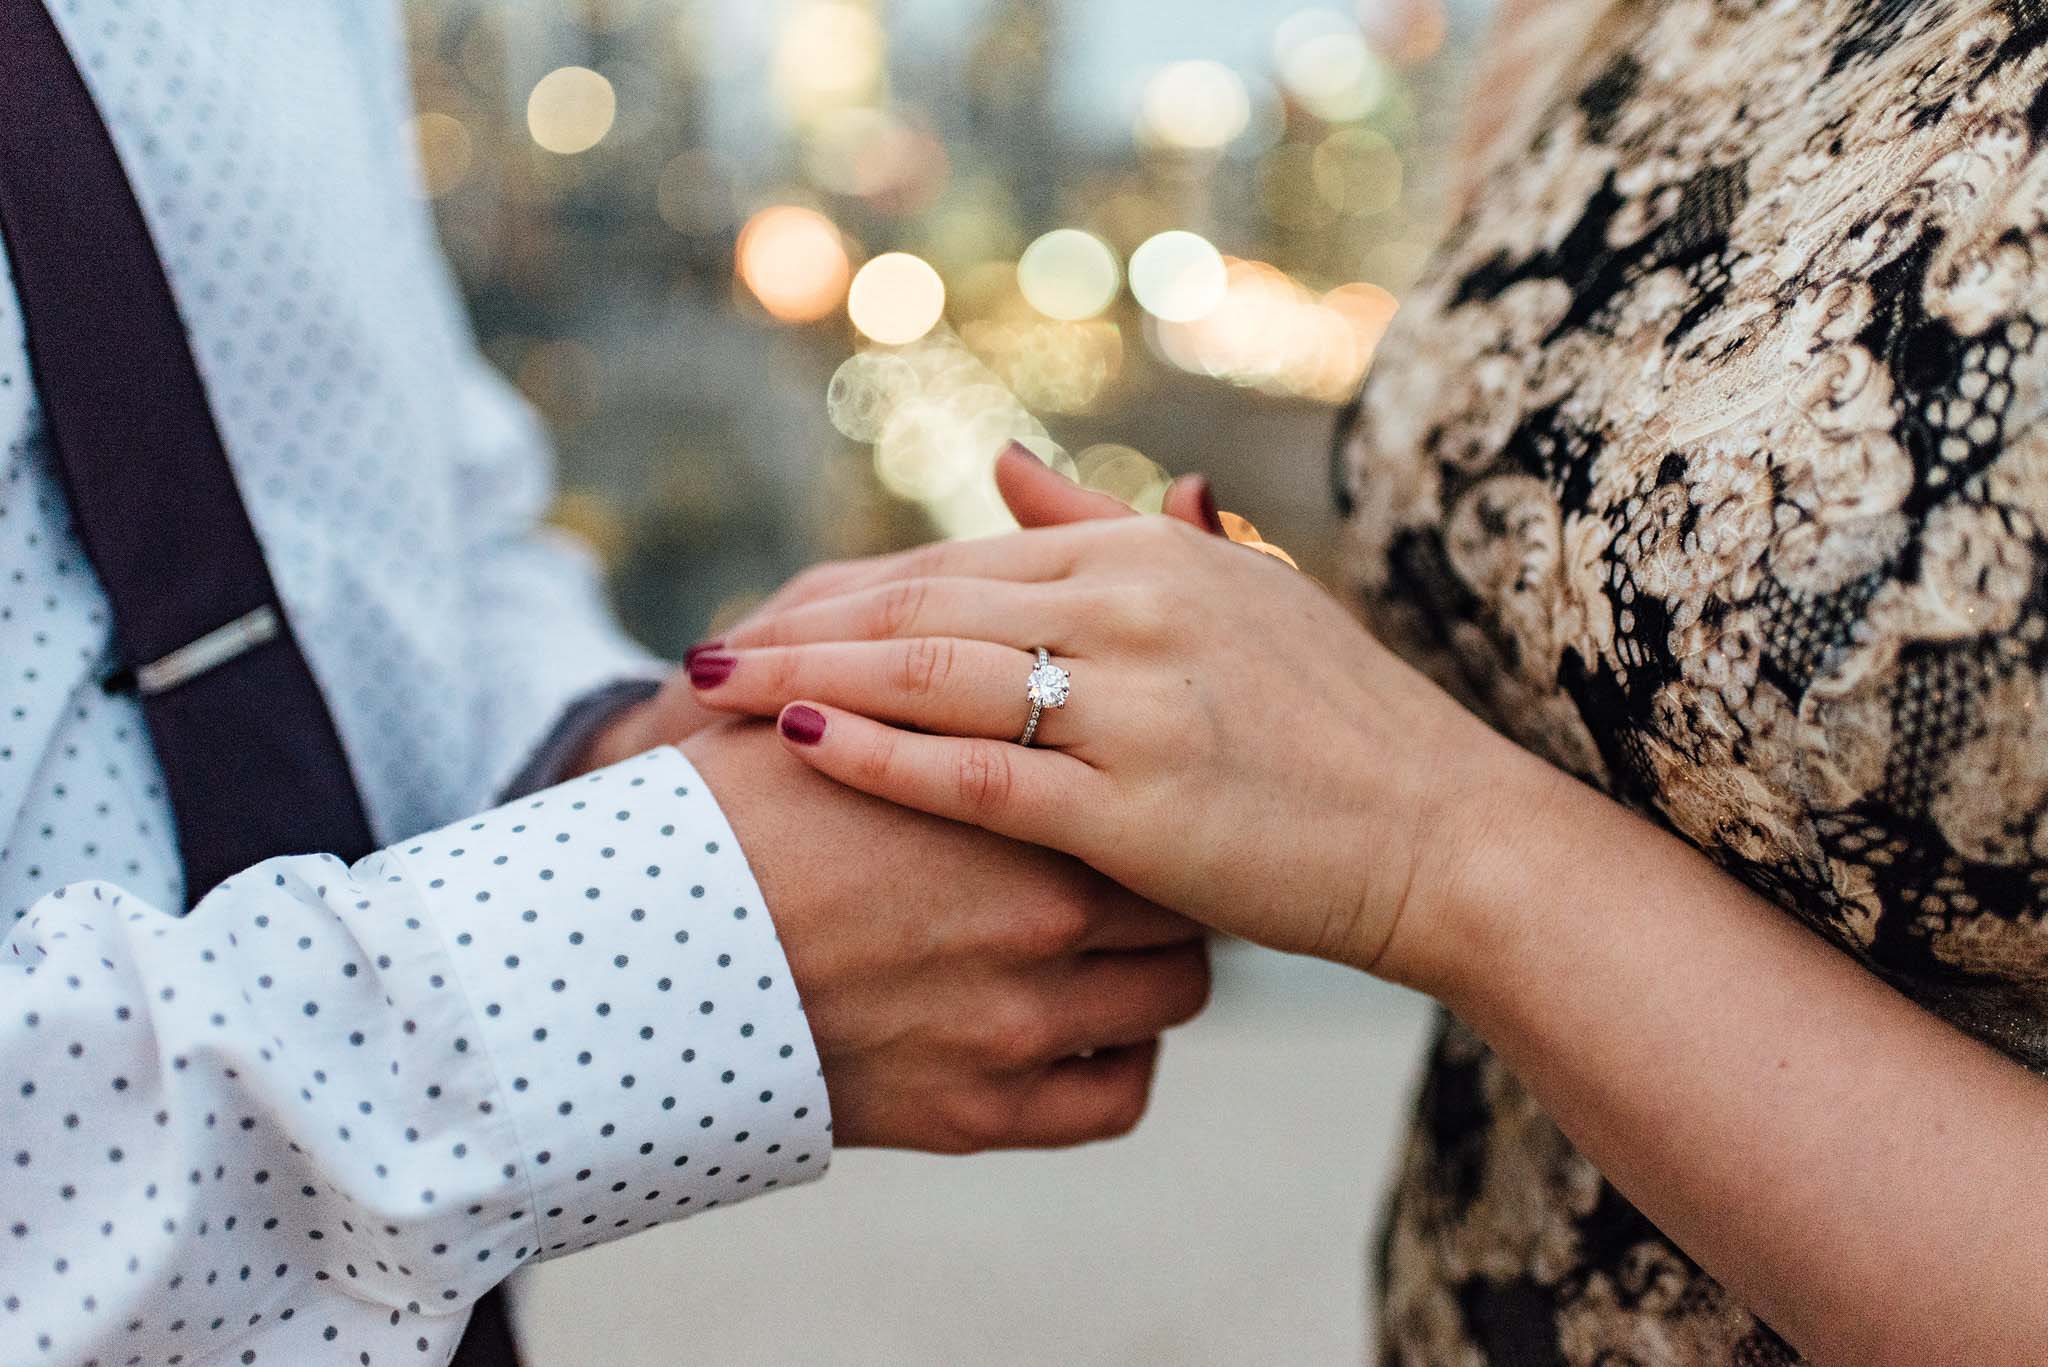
[1017,229,1122,322]
[1076,444,1170,512]
[526,66,617,154]
[1358,0,1450,66]
[1322,281,1401,362]
[736,205,853,324]
[411,0,1470,602]
[1129,231,1229,323]
[775,0,886,126]
[804,108,951,215]
[1154,259,1399,401]
[876,398,977,503]
[1218,510,1302,568]
[963,317,1123,414]
[1312,127,1404,216]
[1136,61,1251,153]
[827,351,922,443]
[848,252,947,346]
[1275,10,1387,123]
[408,112,473,198]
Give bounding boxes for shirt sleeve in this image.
[449,353,671,801]
[0,746,832,1367]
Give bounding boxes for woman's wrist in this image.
[1366,714,1586,1003]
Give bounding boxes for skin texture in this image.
[574,448,1216,774]
[682,720,1209,1153]
[562,455,1225,1155]
[687,460,2048,1365]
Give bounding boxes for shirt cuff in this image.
[500,677,664,801]
[395,745,832,1262]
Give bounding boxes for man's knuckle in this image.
[990,893,1089,961]
[983,1000,1055,1069]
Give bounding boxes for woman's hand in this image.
[684,513,1530,988]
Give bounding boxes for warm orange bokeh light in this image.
[1322,281,1400,360]
[736,205,853,324]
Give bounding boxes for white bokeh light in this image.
[848,253,947,346]
[1128,231,1228,323]
[1017,229,1122,322]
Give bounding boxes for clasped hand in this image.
[687,449,1525,993]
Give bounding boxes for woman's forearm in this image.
[678,506,2048,1359]
[1417,747,2048,1365]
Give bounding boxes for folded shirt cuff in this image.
[396,745,832,1262]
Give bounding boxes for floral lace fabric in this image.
[1339,2,2048,1360]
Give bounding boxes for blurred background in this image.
[398,0,1497,1360]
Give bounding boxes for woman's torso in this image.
[1343,2,2048,1361]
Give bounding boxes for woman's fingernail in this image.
[1001,439,1045,467]
[683,639,725,669]
[780,705,828,746]
[1194,478,1226,536]
[687,652,737,689]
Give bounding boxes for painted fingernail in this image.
[687,652,737,689]
[683,639,724,669]
[1194,478,1226,536]
[1001,439,1045,466]
[780,705,828,745]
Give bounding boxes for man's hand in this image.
[570,672,721,775]
[563,449,1225,1150]
[683,719,1211,1153]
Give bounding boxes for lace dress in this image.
[1339,2,2048,1361]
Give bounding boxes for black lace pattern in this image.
[1342,3,2048,1360]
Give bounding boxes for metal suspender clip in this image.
[101,605,281,696]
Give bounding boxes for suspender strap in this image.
[0,0,377,901]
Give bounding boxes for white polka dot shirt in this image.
[0,4,833,1363]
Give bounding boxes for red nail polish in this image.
[1001,439,1045,467]
[687,652,736,689]
[683,639,724,668]
[1195,479,1226,536]
[780,705,827,745]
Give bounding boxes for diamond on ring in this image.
[1019,648,1070,747]
[1027,657,1070,710]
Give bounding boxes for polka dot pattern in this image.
[9,1,665,880]
[0,749,830,1366]
[0,8,834,1362]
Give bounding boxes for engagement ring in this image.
[1019,648,1070,747]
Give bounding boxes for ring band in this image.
[1019,647,1071,747]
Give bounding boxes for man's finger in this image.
[1042,942,1211,1058]
[1008,1042,1161,1147]
[1082,896,1208,951]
